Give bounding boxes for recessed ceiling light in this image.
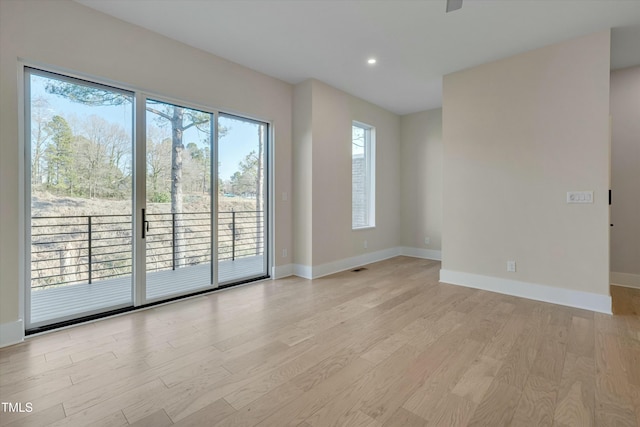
[367,58,377,65]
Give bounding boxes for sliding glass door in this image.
[25,67,270,330]
[144,99,215,301]
[218,114,269,284]
[26,68,134,328]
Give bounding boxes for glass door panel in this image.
[27,69,134,328]
[217,114,268,284]
[145,99,214,300]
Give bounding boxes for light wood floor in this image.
[612,285,640,316]
[1,257,639,427]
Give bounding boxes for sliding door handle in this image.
[142,209,150,238]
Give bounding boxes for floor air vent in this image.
[352,268,367,272]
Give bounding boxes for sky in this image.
[30,73,262,182]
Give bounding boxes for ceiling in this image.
[76,0,640,115]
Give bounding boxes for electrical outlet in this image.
[282,248,287,258]
[364,240,368,249]
[507,260,516,272]
[424,237,430,245]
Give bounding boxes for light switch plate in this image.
[567,191,593,204]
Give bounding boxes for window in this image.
[352,121,375,229]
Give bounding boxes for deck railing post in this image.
[172,213,176,271]
[232,210,236,261]
[88,216,92,284]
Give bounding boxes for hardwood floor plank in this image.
[0,355,72,388]
[341,410,382,427]
[0,331,72,364]
[619,335,640,387]
[595,331,629,382]
[381,407,428,427]
[290,343,364,393]
[255,357,375,427]
[211,286,375,351]
[3,404,66,427]
[451,355,502,404]
[493,321,539,390]
[170,398,235,427]
[0,374,72,403]
[402,338,484,420]
[214,381,302,427]
[479,313,527,362]
[612,285,640,316]
[222,345,323,409]
[90,411,129,427]
[127,409,173,427]
[465,379,521,427]
[511,375,557,427]
[594,369,638,425]
[553,352,595,427]
[362,335,481,424]
[303,344,423,427]
[159,357,230,388]
[427,393,476,427]
[50,380,166,427]
[360,330,412,365]
[629,384,640,427]
[566,315,595,358]
[530,339,566,384]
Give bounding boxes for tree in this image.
[145,102,210,216]
[31,96,52,187]
[75,115,131,198]
[44,115,75,191]
[186,141,210,194]
[146,127,172,202]
[230,152,257,196]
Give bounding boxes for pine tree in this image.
[44,115,75,192]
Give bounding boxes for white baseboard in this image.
[293,263,313,279]
[610,272,640,289]
[0,319,24,348]
[312,247,401,279]
[440,269,612,314]
[272,263,294,279]
[400,247,442,261]
[293,247,402,280]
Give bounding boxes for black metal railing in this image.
[31,210,264,289]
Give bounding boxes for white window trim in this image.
[352,121,376,230]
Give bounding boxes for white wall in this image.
[400,109,443,258]
[292,79,401,276]
[0,0,293,331]
[292,81,313,267]
[610,66,640,289]
[441,31,612,312]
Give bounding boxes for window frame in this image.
[351,120,376,230]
